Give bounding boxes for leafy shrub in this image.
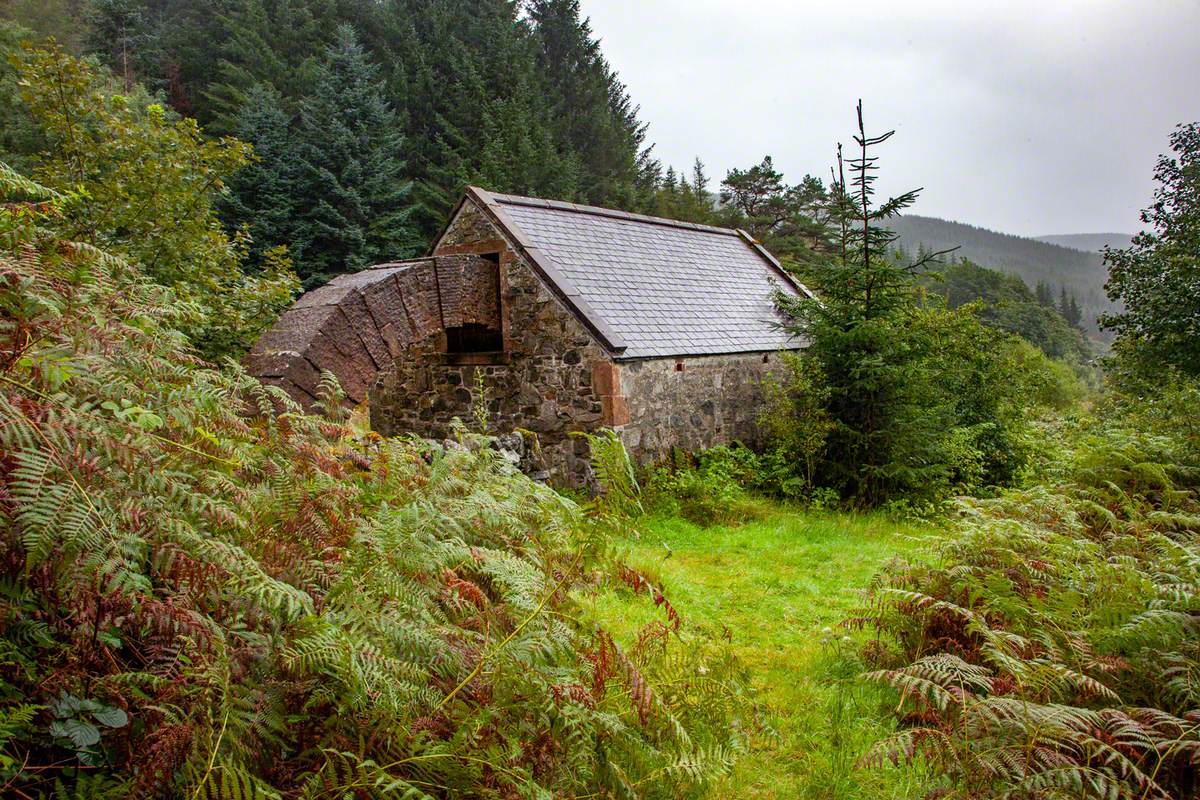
[758,352,833,497]
[770,297,1077,506]
[0,167,750,797]
[856,383,1200,798]
[644,447,767,526]
[14,42,298,360]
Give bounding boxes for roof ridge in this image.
[480,188,740,237]
[459,186,811,360]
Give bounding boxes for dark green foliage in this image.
[1059,285,1083,328]
[83,0,656,243]
[784,298,1057,507]
[1102,122,1200,379]
[289,25,419,286]
[773,105,1072,507]
[648,160,719,226]
[219,82,298,271]
[718,156,832,268]
[201,0,335,130]
[391,0,587,230]
[0,165,750,798]
[85,0,232,116]
[1035,279,1054,306]
[528,0,649,207]
[858,380,1200,798]
[0,21,41,172]
[921,259,1091,361]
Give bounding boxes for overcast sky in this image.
[579,0,1200,237]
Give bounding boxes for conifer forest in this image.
[0,1,1197,798]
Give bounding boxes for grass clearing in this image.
[586,503,938,799]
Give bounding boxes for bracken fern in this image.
[0,164,750,798]
[857,407,1200,798]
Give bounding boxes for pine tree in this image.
[388,0,572,233]
[528,0,648,207]
[202,0,335,131]
[778,103,959,504]
[219,82,299,271]
[292,24,419,287]
[473,71,582,201]
[691,158,710,204]
[1066,293,1083,329]
[719,156,831,266]
[647,160,719,224]
[1035,280,1054,306]
[720,156,790,238]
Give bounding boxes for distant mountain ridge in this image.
[884,214,1121,337]
[1034,233,1134,252]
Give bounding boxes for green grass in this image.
[586,502,937,799]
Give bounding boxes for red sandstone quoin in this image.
[246,187,810,485]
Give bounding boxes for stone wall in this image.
[370,198,613,486]
[614,351,783,463]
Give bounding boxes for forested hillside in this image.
[1034,232,1133,251]
[919,260,1091,362]
[886,214,1117,336]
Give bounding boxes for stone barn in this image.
[246,187,811,485]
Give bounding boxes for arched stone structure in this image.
[245,255,501,406]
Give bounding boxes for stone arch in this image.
[245,255,501,407]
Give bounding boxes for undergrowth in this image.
[857,392,1200,798]
[0,165,751,797]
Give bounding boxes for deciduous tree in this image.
[1103,122,1200,377]
[16,42,297,358]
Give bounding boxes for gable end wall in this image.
[370,197,613,486]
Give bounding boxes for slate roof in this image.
[463,187,811,360]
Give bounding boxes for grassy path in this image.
[588,506,936,799]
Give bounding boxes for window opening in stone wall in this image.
[446,323,503,353]
[445,252,504,355]
[482,252,502,331]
